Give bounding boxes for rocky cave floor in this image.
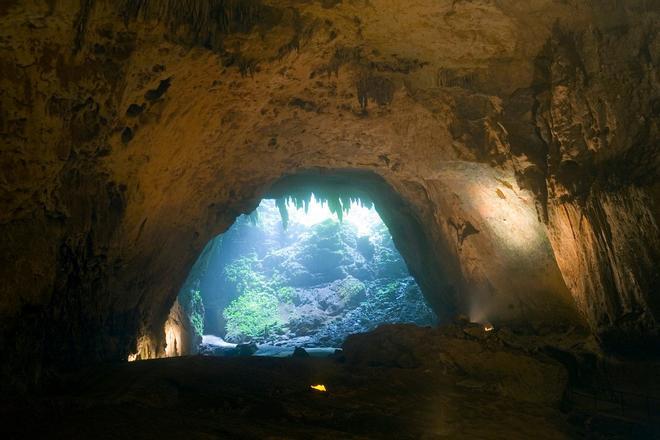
[3,322,659,440]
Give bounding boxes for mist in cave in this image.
[177,196,436,356]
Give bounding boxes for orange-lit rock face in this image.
[0,1,658,376]
[160,298,199,359]
[546,187,660,350]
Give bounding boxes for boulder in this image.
[342,323,568,405]
[292,347,310,358]
[231,342,259,357]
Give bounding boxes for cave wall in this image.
[162,298,199,358]
[0,0,658,381]
[266,168,580,330]
[534,18,660,350]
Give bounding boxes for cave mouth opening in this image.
[174,181,438,358]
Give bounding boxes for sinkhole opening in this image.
[175,194,437,357]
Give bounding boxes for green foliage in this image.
[222,255,295,341]
[224,253,262,293]
[223,291,280,341]
[336,276,365,300]
[188,289,205,336]
[276,286,294,303]
[374,279,405,301]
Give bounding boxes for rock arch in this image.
[143,165,583,359]
[1,0,658,385]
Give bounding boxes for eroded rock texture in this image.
[0,0,658,384]
[535,24,660,350]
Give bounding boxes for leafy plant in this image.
[276,286,294,303]
[336,276,365,300]
[188,289,205,336]
[222,255,295,341]
[223,291,281,341]
[224,253,263,293]
[374,280,405,301]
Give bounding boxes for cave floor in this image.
[2,355,582,440]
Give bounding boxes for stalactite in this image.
[273,190,374,229]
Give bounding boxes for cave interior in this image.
[1,0,659,438]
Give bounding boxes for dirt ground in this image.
[2,354,580,439]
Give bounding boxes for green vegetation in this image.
[188,289,205,336]
[223,290,280,341]
[374,279,406,301]
[224,253,261,294]
[336,276,365,300]
[222,254,294,341]
[276,285,294,303]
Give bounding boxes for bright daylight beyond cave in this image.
[175,195,436,356]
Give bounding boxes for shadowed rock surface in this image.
[2,322,659,439]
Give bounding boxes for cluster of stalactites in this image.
[270,192,374,229]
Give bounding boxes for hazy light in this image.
[286,195,334,226]
[164,321,181,357]
[176,193,433,353]
[310,384,327,392]
[202,334,236,347]
[272,194,383,236]
[468,181,543,252]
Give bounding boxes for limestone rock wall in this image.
[534,20,660,349]
[162,298,199,358]
[546,188,659,351]
[0,0,658,383]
